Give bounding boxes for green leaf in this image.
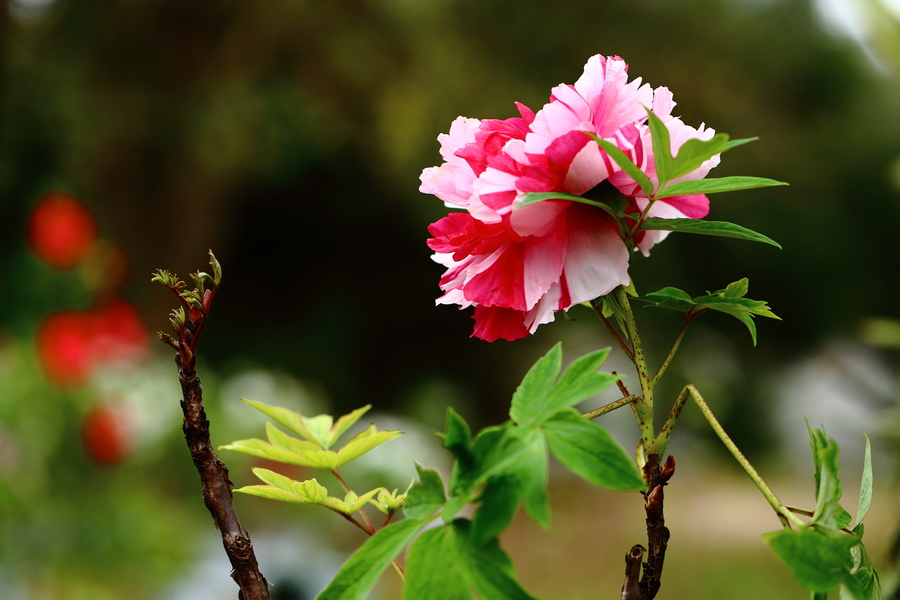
[544,348,617,414]
[517,191,620,220]
[510,343,563,427]
[470,476,521,547]
[723,278,749,298]
[266,422,321,453]
[723,137,758,151]
[316,517,430,600]
[512,345,617,428]
[370,486,409,515]
[692,295,779,319]
[404,464,447,520]
[637,287,696,311]
[403,526,473,600]
[251,467,304,494]
[843,541,881,600]
[323,488,384,515]
[234,484,309,503]
[241,399,314,442]
[454,520,539,600]
[646,110,730,187]
[336,425,403,468]
[404,521,538,600]
[587,133,654,197]
[543,410,645,491]
[220,437,333,467]
[640,217,782,249]
[330,406,374,446]
[808,426,852,534]
[855,434,873,528]
[765,529,857,592]
[655,176,787,199]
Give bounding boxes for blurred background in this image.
[3,0,900,597]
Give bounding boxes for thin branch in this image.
[616,287,655,451]
[684,384,804,529]
[650,312,696,386]
[332,470,377,535]
[583,394,639,420]
[156,257,270,600]
[592,301,634,360]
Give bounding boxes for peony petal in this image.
[562,205,630,304]
[509,199,568,238]
[463,242,527,310]
[471,305,529,342]
[522,222,567,309]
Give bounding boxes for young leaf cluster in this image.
[517,110,786,251]
[764,427,878,599]
[151,250,223,356]
[636,278,779,345]
[316,343,646,600]
[220,402,401,517]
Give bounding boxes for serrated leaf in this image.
[404,464,447,520]
[241,399,313,442]
[251,466,301,493]
[655,176,787,199]
[330,405,373,445]
[509,343,563,427]
[640,217,782,248]
[693,295,779,319]
[637,287,696,311]
[543,410,645,491]
[544,348,617,415]
[220,438,325,467]
[587,133,654,197]
[293,478,330,504]
[266,422,322,453]
[765,528,856,592]
[370,486,409,515]
[324,488,383,515]
[843,541,881,600]
[234,485,308,503]
[855,434,873,528]
[512,346,617,428]
[336,425,403,468]
[316,517,431,600]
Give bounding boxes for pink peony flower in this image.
[421,55,719,342]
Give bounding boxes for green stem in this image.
[616,287,655,450]
[683,384,804,529]
[651,312,697,386]
[591,301,634,360]
[333,469,378,534]
[583,395,640,420]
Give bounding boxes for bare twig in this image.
[155,253,271,600]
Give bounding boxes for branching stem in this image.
[583,395,639,420]
[657,384,804,529]
[616,287,654,450]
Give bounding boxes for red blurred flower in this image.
[82,404,131,465]
[35,297,149,385]
[26,192,98,270]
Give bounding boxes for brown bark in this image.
[175,354,270,600]
[620,453,674,600]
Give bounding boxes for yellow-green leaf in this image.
[336,425,404,468]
